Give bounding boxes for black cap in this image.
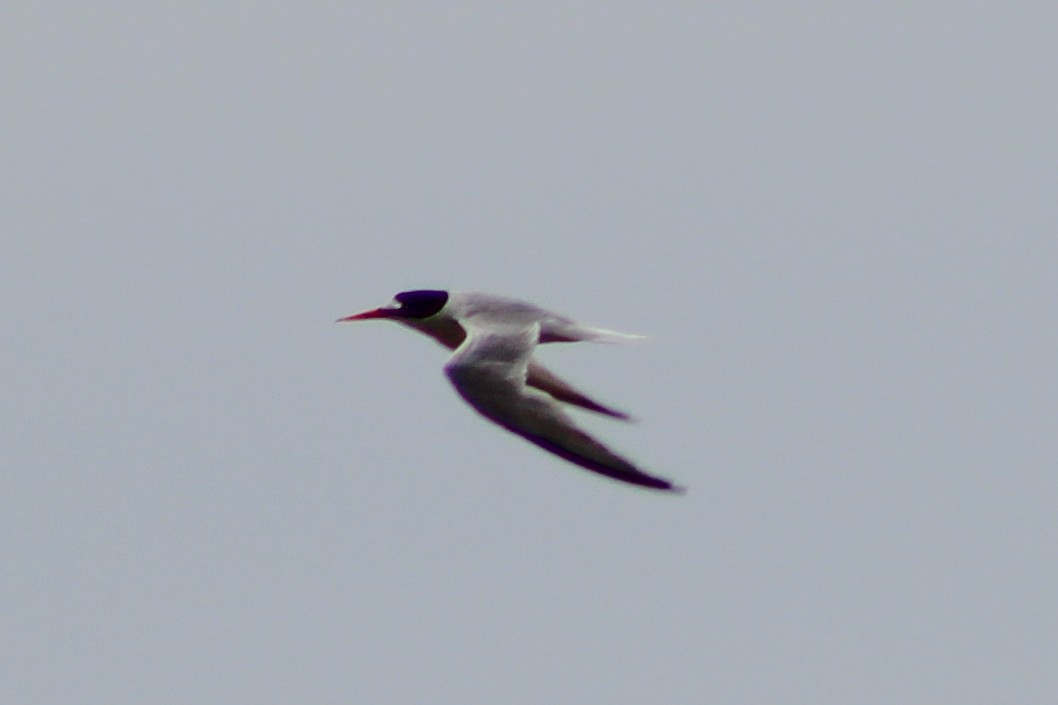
[391,290,449,319]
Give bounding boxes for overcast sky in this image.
[4,3,1057,703]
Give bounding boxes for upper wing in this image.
[407,316,633,420]
[443,321,682,492]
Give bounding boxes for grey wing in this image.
[413,315,633,420]
[526,360,633,421]
[444,322,681,492]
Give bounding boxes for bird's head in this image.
[337,289,450,323]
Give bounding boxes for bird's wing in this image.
[525,361,633,421]
[443,320,681,492]
[407,316,633,420]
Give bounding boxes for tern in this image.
[339,290,684,492]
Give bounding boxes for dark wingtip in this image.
[642,477,686,494]
[597,405,637,423]
[570,398,637,422]
[513,429,684,493]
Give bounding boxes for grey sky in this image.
[4,3,1057,703]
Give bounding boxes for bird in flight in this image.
[338,290,684,493]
